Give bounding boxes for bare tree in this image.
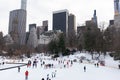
[99,22,108,32]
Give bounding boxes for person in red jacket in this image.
[25,70,29,80]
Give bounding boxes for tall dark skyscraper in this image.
[8,0,27,45]
[43,20,48,31]
[114,0,120,16]
[114,0,120,28]
[53,9,69,35]
[92,10,98,26]
[68,14,76,36]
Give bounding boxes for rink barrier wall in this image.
[0,63,27,71]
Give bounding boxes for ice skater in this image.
[84,66,86,72]
[52,72,54,78]
[25,70,29,80]
[52,70,56,78]
[97,63,99,67]
[18,66,20,72]
[46,74,49,80]
[41,78,44,80]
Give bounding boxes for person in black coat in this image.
[18,66,20,72]
[84,66,86,72]
[97,63,99,67]
[41,78,44,80]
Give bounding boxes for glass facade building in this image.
[114,0,120,16]
[21,0,27,10]
[68,14,76,36]
[8,9,27,45]
[53,10,69,35]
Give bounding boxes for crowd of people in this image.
[5,53,103,80]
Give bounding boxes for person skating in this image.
[71,60,73,66]
[52,70,57,78]
[41,78,44,80]
[18,66,20,72]
[52,71,56,78]
[52,72,54,78]
[27,60,31,68]
[97,63,99,67]
[84,66,86,72]
[46,74,49,80]
[25,70,29,80]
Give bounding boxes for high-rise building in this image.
[29,24,36,32]
[4,34,13,45]
[8,9,26,45]
[68,14,76,36]
[43,20,48,31]
[92,10,98,26]
[8,0,27,45]
[27,24,38,48]
[37,27,41,39]
[114,0,120,28]
[21,0,27,10]
[109,20,114,26]
[114,0,120,16]
[53,9,69,35]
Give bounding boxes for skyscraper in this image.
[53,9,69,35]
[27,24,38,48]
[9,9,27,45]
[68,14,76,36]
[21,0,27,10]
[114,0,120,28]
[8,0,27,45]
[43,20,48,31]
[92,10,98,26]
[114,0,120,16]
[29,24,36,32]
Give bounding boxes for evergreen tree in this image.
[48,40,58,54]
[58,33,66,53]
[84,27,95,52]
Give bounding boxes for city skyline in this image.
[0,0,114,35]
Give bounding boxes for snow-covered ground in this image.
[0,52,120,80]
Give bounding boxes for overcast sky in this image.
[0,0,114,35]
